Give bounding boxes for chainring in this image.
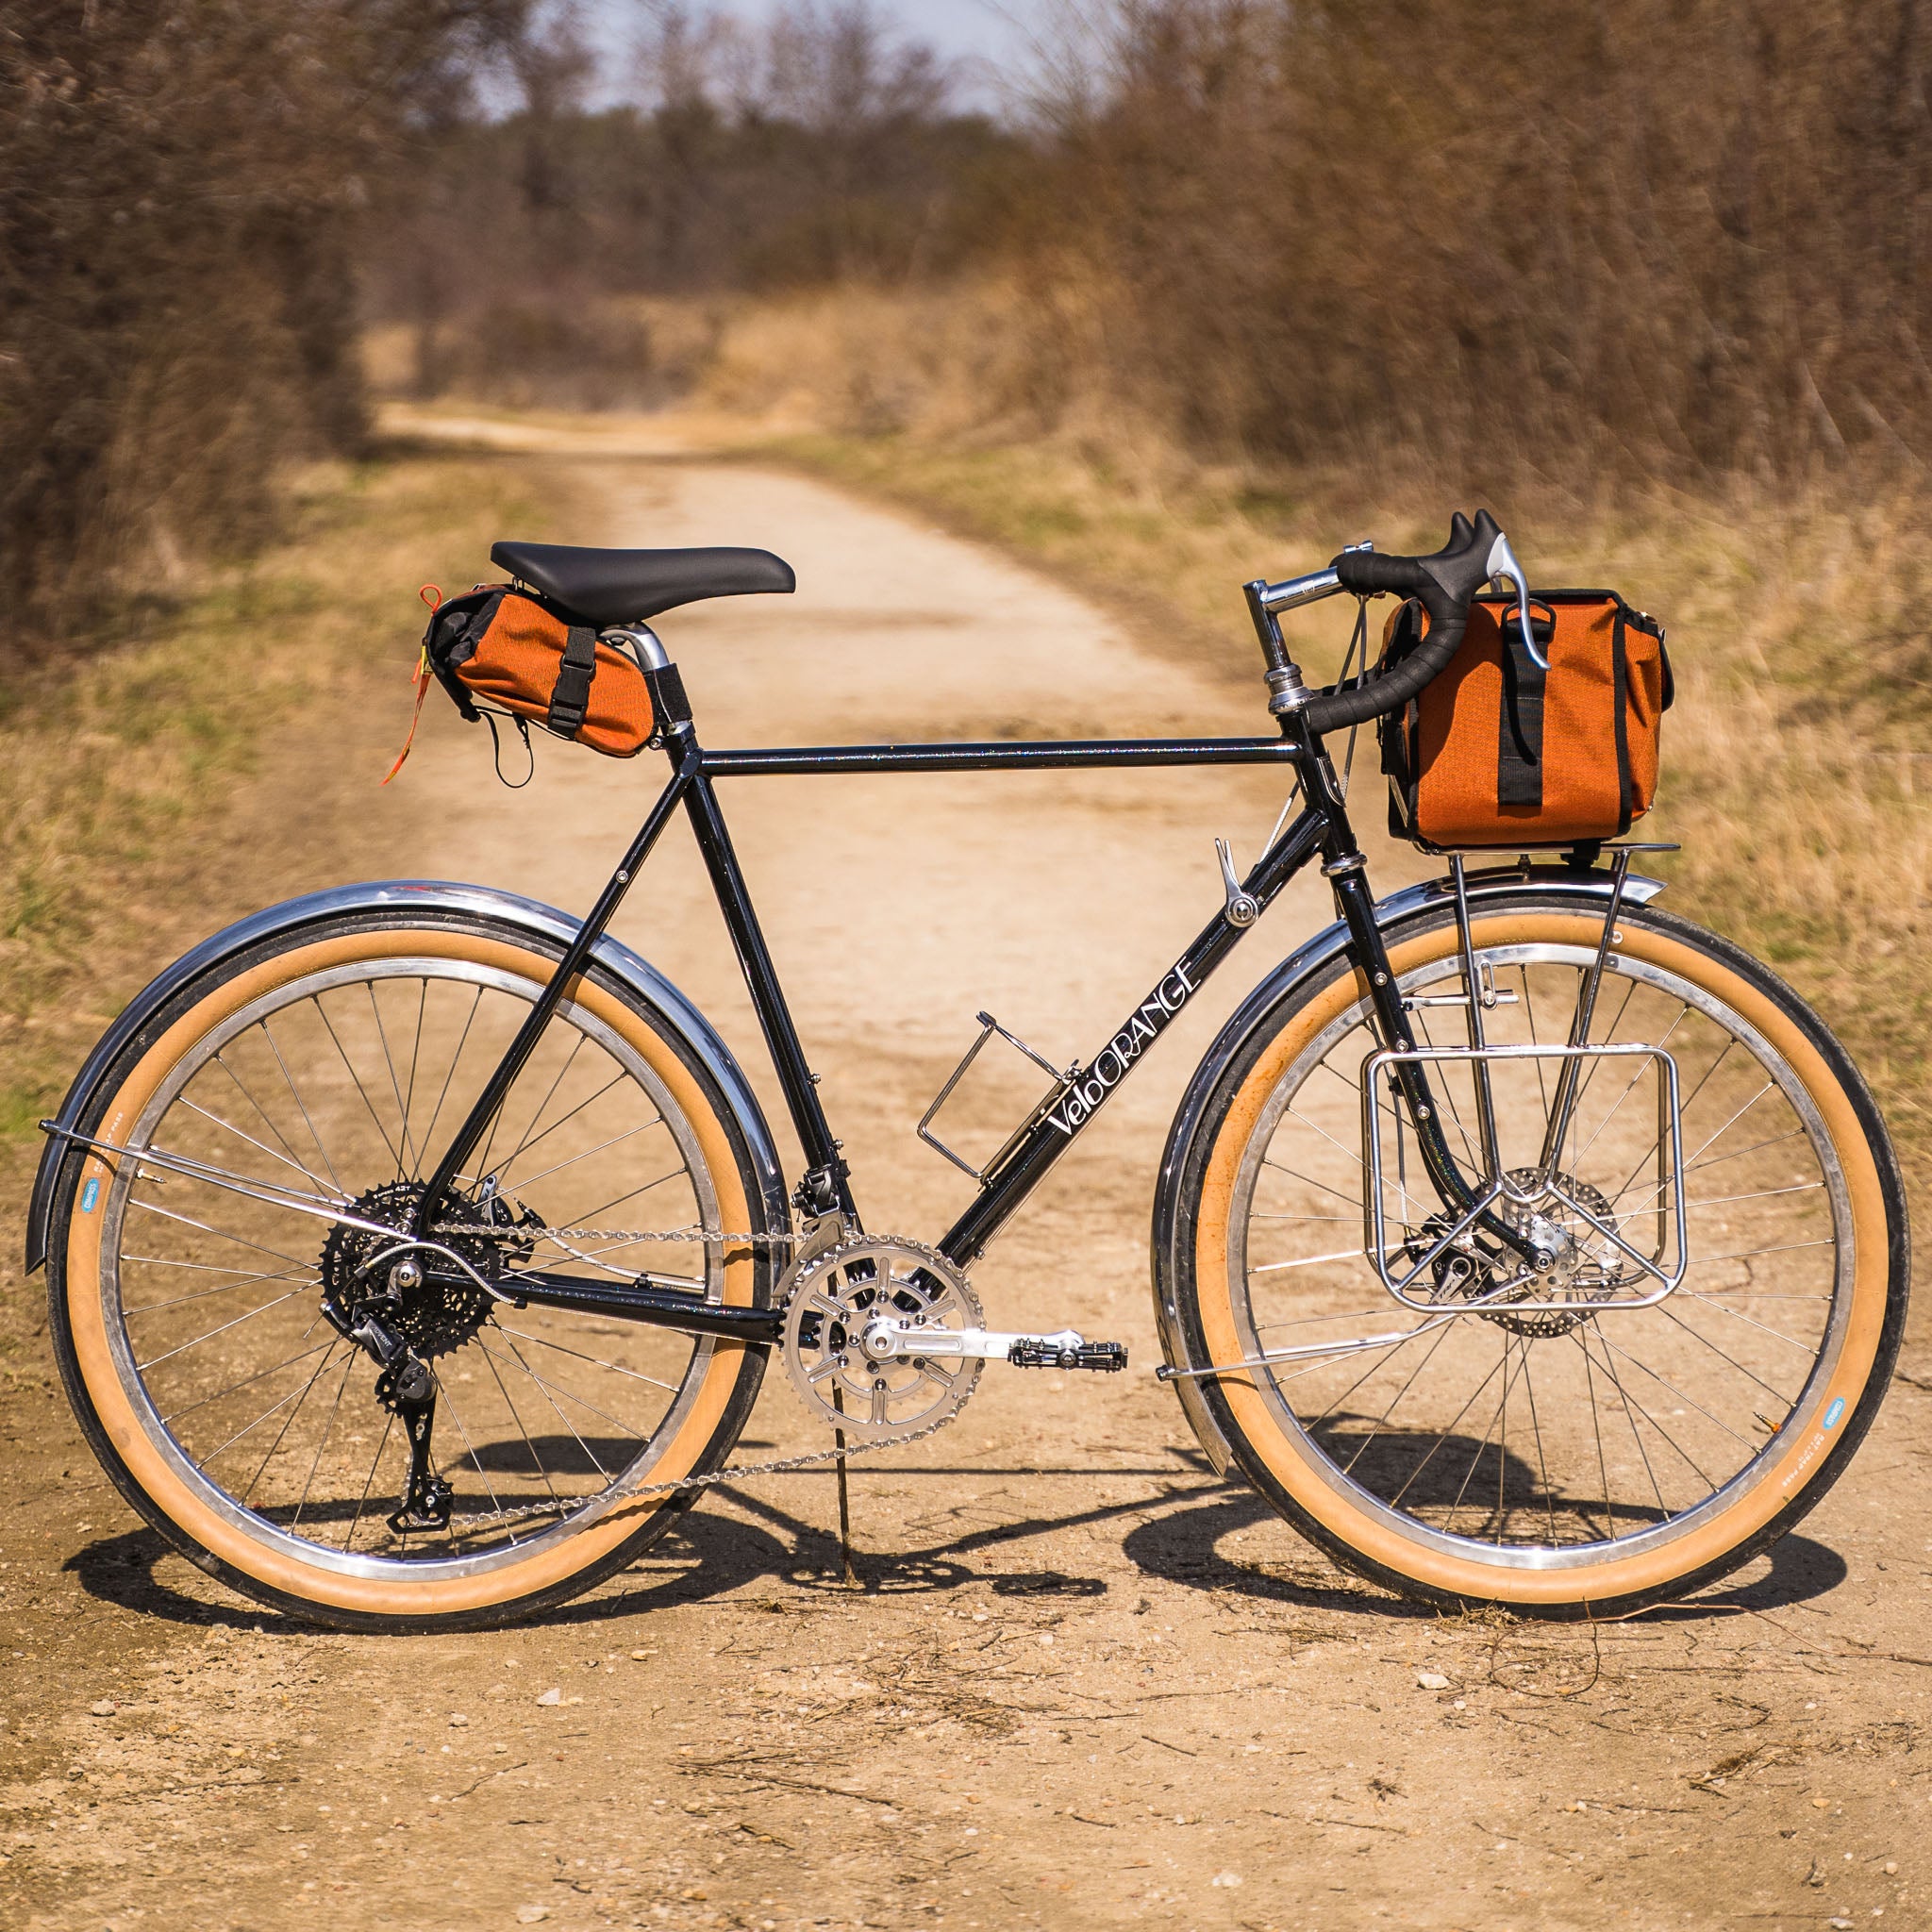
[781,1237,984,1441]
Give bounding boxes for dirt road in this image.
[2,438,1929,1931]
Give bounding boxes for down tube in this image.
[940,806,1331,1266]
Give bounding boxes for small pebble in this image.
[536,1688,562,1707]
[88,1700,116,1718]
[1416,1672,1449,1691]
[516,1908,549,1925]
[449,1713,469,1728]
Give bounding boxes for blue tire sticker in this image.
[79,1176,100,1215]
[1823,1396,1846,1430]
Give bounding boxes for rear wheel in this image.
[46,908,778,1630]
[1162,893,1907,1616]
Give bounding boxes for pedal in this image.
[1008,1335,1128,1372]
[858,1317,1126,1372]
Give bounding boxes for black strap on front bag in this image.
[545,625,600,739]
[1496,600,1554,808]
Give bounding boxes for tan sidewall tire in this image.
[1187,908,1901,1610]
[57,926,765,1624]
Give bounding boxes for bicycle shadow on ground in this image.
[1124,1487,1848,1620]
[63,1508,806,1632]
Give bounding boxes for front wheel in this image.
[45,906,780,1630]
[1158,892,1908,1617]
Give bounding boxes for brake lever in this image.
[1483,527,1545,670]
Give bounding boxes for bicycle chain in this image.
[435,1223,797,1246]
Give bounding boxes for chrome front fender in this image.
[1150,863,1667,1476]
[25,880,788,1275]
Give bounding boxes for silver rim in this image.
[1229,936,1855,1574]
[94,955,732,1582]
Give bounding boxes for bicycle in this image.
[25,511,1908,1629]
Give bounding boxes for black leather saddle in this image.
[491,541,795,628]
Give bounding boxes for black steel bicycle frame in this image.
[420,663,1484,1341]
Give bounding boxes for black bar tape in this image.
[1302,510,1504,735]
[1333,551,1426,597]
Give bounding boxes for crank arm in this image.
[860,1320,1126,1372]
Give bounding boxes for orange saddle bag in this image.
[423,584,655,758]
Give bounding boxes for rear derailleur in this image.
[316,1180,533,1537]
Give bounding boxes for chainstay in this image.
[445,1408,956,1533]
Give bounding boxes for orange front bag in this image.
[1379,590,1671,851]
[422,585,655,758]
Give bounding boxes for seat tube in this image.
[681,772,855,1218]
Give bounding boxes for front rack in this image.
[1361,1040,1688,1317]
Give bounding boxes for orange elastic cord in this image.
[384,587,444,785]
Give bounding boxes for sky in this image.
[583,0,1057,108]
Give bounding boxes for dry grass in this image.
[0,455,550,1142]
[691,285,1932,1173]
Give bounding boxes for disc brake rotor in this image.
[781,1237,984,1441]
[1426,1167,1629,1338]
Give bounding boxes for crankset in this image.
[780,1235,1126,1442]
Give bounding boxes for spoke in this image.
[482,1333,625,1478]
[344,1410,397,1553]
[1575,1324,1668,1520]
[485,1036,588,1187]
[1653,1300,1806,1400]
[290,1348,359,1528]
[1411,1005,1484,1172]
[1443,1343,1509,1528]
[193,1341,342,1478]
[311,994,406,1174]
[126,1195,314,1271]
[565,1167,688,1230]
[1519,1341,1559,1544]
[1258,1158,1362,1210]
[416,984,486,1179]
[1692,1239,1837,1267]
[1325,1317,1459,1480]
[1590,1330,1740,1472]
[365,981,419,1175]
[489,1323,684,1394]
[475,1341,561,1524]
[124,1260,320,1315]
[161,1337,338,1427]
[1681,1288,1825,1353]
[437,1373,525,1544]
[199,1059,338,1198]
[497,1114,662,1194]
[136,1287,314,1372]
[1574,1005,1692,1165]
[401,978,429,1169]
[1519,966,1552,1119]
[1580,1326,1614,1541]
[1248,1249,1373,1278]
[1561,974,1639,1121]
[258,1015,345,1194]
[1385,1348,1509,1511]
